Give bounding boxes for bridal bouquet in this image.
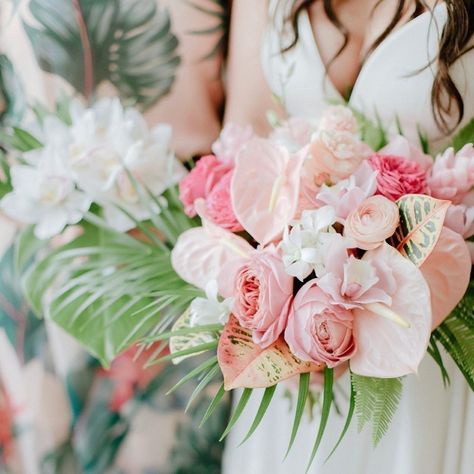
[165,106,473,465]
[2,102,473,468]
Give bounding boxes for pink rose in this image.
[344,195,400,250]
[206,172,243,232]
[179,155,231,217]
[233,248,293,348]
[428,144,474,204]
[319,105,358,134]
[285,280,356,368]
[271,117,318,151]
[369,154,428,201]
[308,129,372,180]
[212,123,254,164]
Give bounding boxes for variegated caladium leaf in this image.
[393,194,450,267]
[217,316,322,390]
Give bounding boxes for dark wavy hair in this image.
[280,0,474,134]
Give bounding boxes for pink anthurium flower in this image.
[420,226,471,329]
[171,199,253,291]
[349,243,432,378]
[231,138,305,245]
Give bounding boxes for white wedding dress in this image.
[223,3,474,474]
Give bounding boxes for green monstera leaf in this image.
[24,0,180,108]
[0,54,26,127]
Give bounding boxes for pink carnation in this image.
[179,155,231,217]
[428,144,474,204]
[206,172,243,232]
[369,154,428,201]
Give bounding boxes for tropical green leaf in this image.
[219,387,253,441]
[239,385,277,445]
[306,368,333,472]
[351,108,387,151]
[200,382,226,427]
[325,381,355,463]
[285,372,310,458]
[170,308,217,364]
[0,127,43,153]
[166,355,218,395]
[14,225,47,273]
[24,0,180,108]
[433,286,474,391]
[0,54,25,127]
[21,216,196,365]
[393,194,450,267]
[427,335,451,388]
[0,150,12,199]
[185,0,230,60]
[352,373,403,446]
[185,363,221,412]
[452,117,474,151]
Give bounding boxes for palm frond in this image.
[432,286,474,391]
[24,0,180,108]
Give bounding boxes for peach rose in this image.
[308,129,372,180]
[233,248,293,348]
[344,195,399,250]
[285,281,356,368]
[319,105,358,134]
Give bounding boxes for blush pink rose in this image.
[368,154,428,201]
[285,280,356,368]
[271,117,318,151]
[428,144,474,204]
[179,155,232,217]
[308,129,372,180]
[319,105,359,134]
[344,195,400,250]
[206,172,243,232]
[212,123,254,164]
[233,247,293,348]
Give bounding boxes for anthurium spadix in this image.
[171,199,253,291]
[350,244,432,378]
[231,138,306,245]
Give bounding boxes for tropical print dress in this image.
[0,1,230,473]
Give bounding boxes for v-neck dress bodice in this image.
[261,2,474,151]
[223,3,474,474]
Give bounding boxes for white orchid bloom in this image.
[189,280,234,327]
[0,145,91,239]
[280,206,338,280]
[65,98,185,231]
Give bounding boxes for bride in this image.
[222,1,474,473]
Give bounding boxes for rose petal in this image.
[420,226,471,329]
[350,243,432,378]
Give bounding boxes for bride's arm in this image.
[224,0,283,135]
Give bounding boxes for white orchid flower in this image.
[189,280,234,327]
[0,145,91,239]
[280,206,338,280]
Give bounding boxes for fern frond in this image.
[351,373,403,446]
